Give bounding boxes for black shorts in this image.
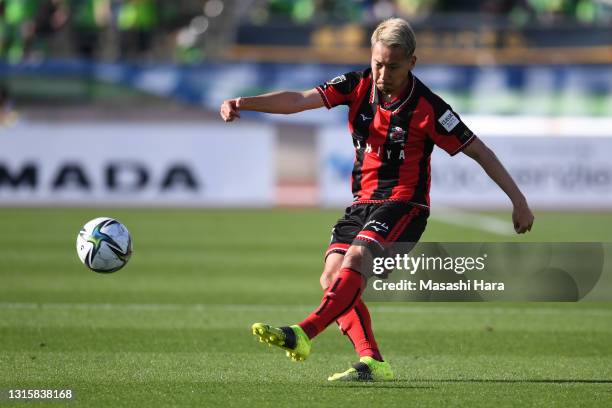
[325,201,428,262]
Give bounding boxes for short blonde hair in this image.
[370,18,416,57]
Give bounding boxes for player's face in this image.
[371,42,416,96]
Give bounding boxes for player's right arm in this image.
[220,89,324,122]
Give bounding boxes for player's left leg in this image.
[336,297,383,359]
[291,244,392,381]
[328,202,429,381]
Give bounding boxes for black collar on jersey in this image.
[369,71,416,114]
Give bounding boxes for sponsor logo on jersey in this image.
[354,140,406,161]
[438,109,460,132]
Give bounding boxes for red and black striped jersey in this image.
[316,68,476,208]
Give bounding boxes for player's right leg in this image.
[328,202,428,381]
[322,249,385,363]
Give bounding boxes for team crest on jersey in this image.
[389,126,406,144]
[327,75,346,85]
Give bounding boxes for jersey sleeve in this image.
[316,71,362,109]
[427,93,476,156]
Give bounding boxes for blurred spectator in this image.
[0,85,18,127]
[316,0,363,23]
[261,0,316,24]
[525,0,606,24]
[245,0,609,25]
[2,0,610,63]
[69,0,111,60]
[32,0,69,58]
[0,0,38,63]
[174,14,207,65]
[395,0,436,19]
[0,0,68,63]
[248,0,364,24]
[371,0,397,21]
[117,0,157,60]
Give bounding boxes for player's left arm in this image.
[462,138,534,234]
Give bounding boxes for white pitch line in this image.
[0,302,610,316]
[430,207,515,236]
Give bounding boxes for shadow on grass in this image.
[320,384,434,389]
[321,378,612,388]
[416,379,612,384]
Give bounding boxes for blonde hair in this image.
[370,18,416,57]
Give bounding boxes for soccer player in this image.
[220,18,534,381]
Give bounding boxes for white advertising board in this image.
[318,117,612,209]
[0,122,275,207]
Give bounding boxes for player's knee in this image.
[320,269,338,290]
[321,253,343,290]
[342,245,369,272]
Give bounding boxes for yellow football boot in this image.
[328,356,394,381]
[251,323,311,362]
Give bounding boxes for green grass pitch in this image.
[1,208,611,407]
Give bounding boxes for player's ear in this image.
[410,55,417,69]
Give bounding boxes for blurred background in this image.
[1,0,611,216]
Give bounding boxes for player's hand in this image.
[220,98,241,122]
[512,202,534,234]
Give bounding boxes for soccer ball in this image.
[76,217,133,273]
